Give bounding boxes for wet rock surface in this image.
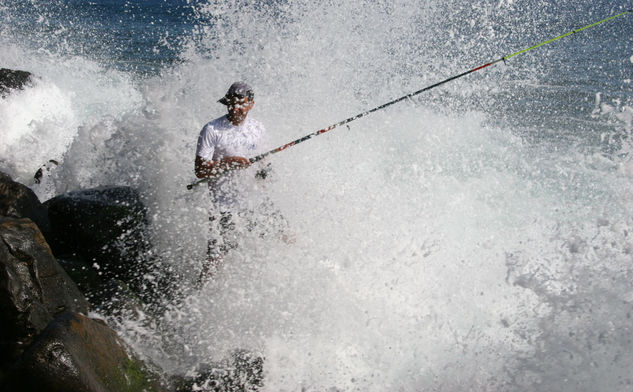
[172,350,264,392]
[0,68,33,98]
[0,175,259,391]
[0,216,89,372]
[3,312,166,392]
[0,171,51,238]
[45,186,153,295]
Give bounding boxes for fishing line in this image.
[187,9,632,190]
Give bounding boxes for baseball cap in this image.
[218,81,254,105]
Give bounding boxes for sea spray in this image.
[2,0,633,390]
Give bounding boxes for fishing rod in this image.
[187,9,632,190]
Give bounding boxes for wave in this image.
[2,0,633,390]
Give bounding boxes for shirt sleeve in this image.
[196,124,215,161]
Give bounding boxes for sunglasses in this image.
[229,91,254,102]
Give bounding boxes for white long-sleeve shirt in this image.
[196,114,267,207]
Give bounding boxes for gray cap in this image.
[218,81,254,105]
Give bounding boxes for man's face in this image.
[227,96,254,124]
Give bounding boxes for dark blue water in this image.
[1,0,197,74]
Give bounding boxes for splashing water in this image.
[2,0,633,390]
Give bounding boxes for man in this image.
[195,81,268,284]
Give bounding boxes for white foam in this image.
[0,80,75,181]
[104,3,633,390]
[0,42,142,195]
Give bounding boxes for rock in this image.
[45,186,152,292]
[33,159,59,184]
[93,278,148,320]
[0,68,33,98]
[0,217,89,373]
[56,255,106,299]
[2,312,166,392]
[0,171,51,238]
[172,349,264,392]
[44,186,184,314]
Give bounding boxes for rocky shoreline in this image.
[0,173,169,391]
[1,68,263,391]
[0,68,33,98]
[0,171,264,392]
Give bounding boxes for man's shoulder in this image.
[201,115,229,134]
[244,117,266,132]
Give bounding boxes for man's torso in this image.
[196,115,265,161]
[196,115,267,207]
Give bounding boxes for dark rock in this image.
[2,312,166,392]
[0,68,33,98]
[55,255,133,311]
[45,186,151,291]
[44,186,184,315]
[56,255,105,298]
[93,278,148,320]
[34,159,59,184]
[0,171,50,238]
[172,349,264,392]
[0,217,89,373]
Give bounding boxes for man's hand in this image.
[222,156,251,170]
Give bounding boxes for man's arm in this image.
[195,155,251,178]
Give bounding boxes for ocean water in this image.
[2,0,633,390]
